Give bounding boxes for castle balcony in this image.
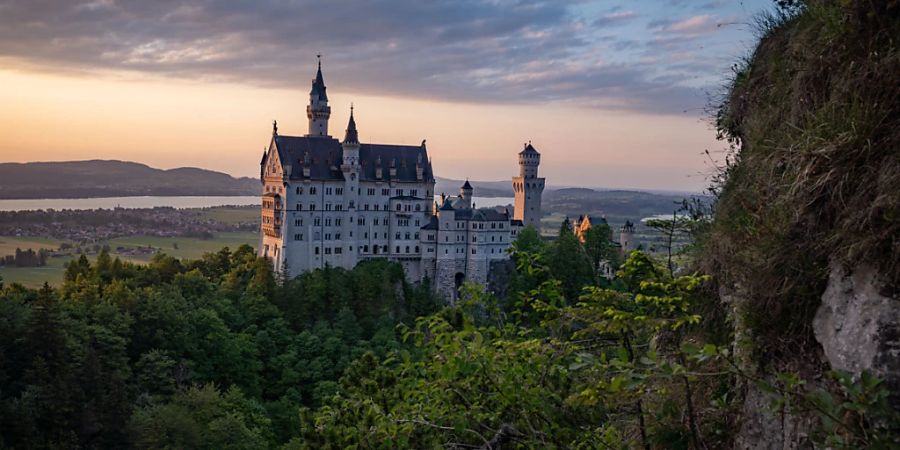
[261,193,284,238]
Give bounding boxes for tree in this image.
[583,221,618,276]
[543,223,594,300]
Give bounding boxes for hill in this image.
[0,160,258,199]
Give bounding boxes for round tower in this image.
[306,55,331,137]
[512,142,546,228]
[619,220,635,253]
[460,179,473,209]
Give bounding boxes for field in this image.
[198,206,258,224]
[0,232,257,287]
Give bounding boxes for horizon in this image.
[0,0,772,192]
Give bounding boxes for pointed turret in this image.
[306,55,331,137]
[460,179,473,209]
[343,105,359,145]
[310,57,328,101]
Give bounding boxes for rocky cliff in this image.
[702,1,899,447]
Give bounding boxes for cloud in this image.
[0,0,737,115]
[594,10,638,27]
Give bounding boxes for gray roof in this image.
[461,179,473,190]
[451,207,510,222]
[310,62,327,101]
[343,111,358,144]
[272,135,434,183]
[520,143,539,155]
[421,215,439,230]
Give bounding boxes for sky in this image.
[0,0,773,192]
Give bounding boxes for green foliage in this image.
[0,246,441,448]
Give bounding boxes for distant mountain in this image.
[0,160,259,199]
[434,177,514,198]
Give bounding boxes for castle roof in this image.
[310,60,328,101]
[439,198,455,211]
[272,135,434,183]
[343,108,359,145]
[421,215,439,230]
[461,179,473,190]
[519,143,539,155]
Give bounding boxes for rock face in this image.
[814,263,900,405]
[734,380,816,450]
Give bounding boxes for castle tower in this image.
[619,220,635,253]
[341,105,361,268]
[306,56,331,137]
[459,179,473,209]
[512,142,545,228]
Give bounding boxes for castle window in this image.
[472,249,476,254]
[410,189,417,196]
[383,245,388,252]
[414,232,419,239]
[295,219,302,226]
[405,246,410,253]
[335,233,341,240]
[325,233,331,240]
[499,236,503,242]
[445,249,448,254]
[325,247,331,254]
[358,217,364,225]
[405,205,411,212]
[491,236,495,242]
[310,187,317,194]
[336,218,342,226]
[297,204,302,211]
[314,247,320,255]
[349,201,355,208]
[405,232,411,239]
[415,219,420,226]
[294,234,300,241]
[396,204,402,211]
[364,232,368,239]
[374,204,380,211]
[325,203,332,211]
[297,187,302,194]
[415,246,419,253]
[472,236,476,242]
[445,236,448,242]
[499,223,504,229]
[364,245,369,252]
[336,188,343,195]
[325,218,332,226]
[367,188,375,195]
[364,204,369,211]
[326,187,333,195]
[310,204,316,211]
[382,188,389,195]
[335,247,342,254]
[395,189,403,196]
[374,218,379,225]
[415,204,421,211]
[314,218,321,226]
[395,246,400,253]
[395,232,401,240]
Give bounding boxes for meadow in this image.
[0,231,257,287]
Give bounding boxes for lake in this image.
[0,195,516,212]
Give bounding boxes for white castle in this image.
[259,60,545,299]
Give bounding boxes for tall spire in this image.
[343,104,359,145]
[310,54,327,101]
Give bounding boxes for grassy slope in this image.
[0,232,257,287]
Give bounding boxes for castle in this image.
[259,60,545,300]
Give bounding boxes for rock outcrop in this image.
[814,263,900,405]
